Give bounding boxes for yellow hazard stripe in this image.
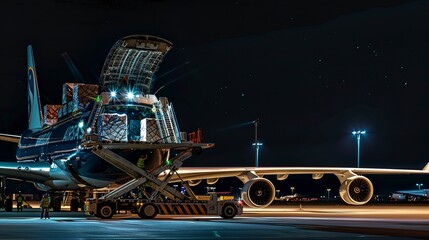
[159,204,168,214]
[183,205,192,215]
[190,205,199,215]
[175,205,184,214]
[197,205,206,214]
[167,204,173,213]
[158,204,208,215]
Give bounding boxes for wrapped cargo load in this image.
[67,101,74,114]
[43,105,61,126]
[98,113,128,142]
[58,107,63,119]
[62,83,75,105]
[62,104,68,117]
[73,84,98,112]
[140,118,161,142]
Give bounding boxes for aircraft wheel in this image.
[97,203,114,219]
[138,203,158,219]
[220,203,237,219]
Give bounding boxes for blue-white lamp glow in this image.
[352,130,366,168]
[127,92,134,99]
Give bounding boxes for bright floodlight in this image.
[78,121,84,128]
[252,143,263,146]
[127,92,134,99]
[110,91,117,97]
[352,130,366,168]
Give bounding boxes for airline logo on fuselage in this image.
[62,125,84,141]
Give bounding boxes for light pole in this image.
[352,130,366,168]
[327,188,331,199]
[416,183,423,190]
[290,186,295,195]
[252,119,263,167]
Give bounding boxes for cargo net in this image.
[62,83,74,104]
[59,83,99,118]
[98,113,128,142]
[43,105,61,126]
[72,84,98,112]
[140,118,161,142]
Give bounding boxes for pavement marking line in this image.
[213,231,221,238]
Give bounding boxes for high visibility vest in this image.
[17,196,23,203]
[42,197,50,208]
[137,155,147,169]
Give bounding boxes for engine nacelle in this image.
[206,178,219,185]
[339,176,374,205]
[188,179,202,187]
[34,183,51,191]
[144,149,165,172]
[241,178,275,208]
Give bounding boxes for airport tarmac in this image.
[0,204,428,239]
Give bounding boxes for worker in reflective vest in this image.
[137,154,147,169]
[40,193,51,219]
[16,192,24,212]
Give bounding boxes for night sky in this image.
[1,0,429,195]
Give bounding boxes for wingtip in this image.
[423,162,429,171]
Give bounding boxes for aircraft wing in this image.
[0,133,20,143]
[170,164,429,182]
[0,161,51,183]
[396,189,429,197]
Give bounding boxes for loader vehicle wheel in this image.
[220,203,237,219]
[97,203,114,219]
[138,203,158,219]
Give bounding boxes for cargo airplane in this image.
[1,35,429,209]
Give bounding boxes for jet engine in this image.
[34,183,51,191]
[241,178,275,208]
[143,149,166,172]
[339,176,374,205]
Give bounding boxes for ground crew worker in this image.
[5,195,12,212]
[40,193,51,219]
[137,154,147,169]
[16,192,24,212]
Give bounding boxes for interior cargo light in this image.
[127,92,134,99]
[110,91,117,97]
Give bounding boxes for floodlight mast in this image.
[252,119,263,167]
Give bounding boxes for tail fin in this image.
[27,45,43,130]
